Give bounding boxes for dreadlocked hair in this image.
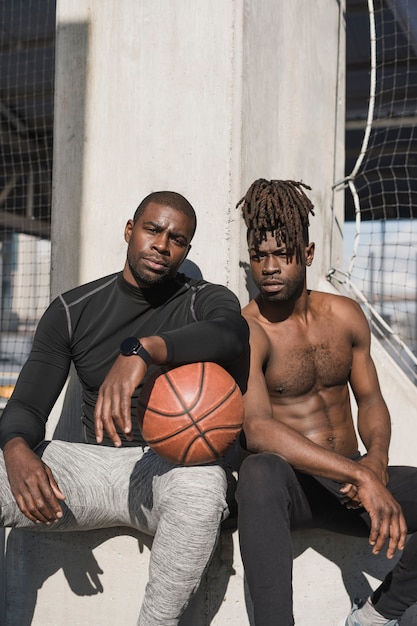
[236,179,315,261]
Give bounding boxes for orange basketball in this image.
[137,362,244,466]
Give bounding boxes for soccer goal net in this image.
[330,0,417,384]
[0,1,55,407]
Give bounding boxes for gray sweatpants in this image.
[0,440,229,626]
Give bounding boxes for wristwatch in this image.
[120,337,152,366]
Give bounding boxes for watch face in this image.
[120,336,140,356]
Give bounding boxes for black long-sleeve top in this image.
[0,272,248,449]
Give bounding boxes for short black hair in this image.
[134,191,197,238]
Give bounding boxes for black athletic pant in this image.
[235,452,417,626]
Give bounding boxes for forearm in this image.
[0,403,46,450]
[140,318,248,367]
[357,402,391,463]
[158,317,249,365]
[0,356,70,450]
[151,281,249,364]
[244,417,370,486]
[3,435,31,458]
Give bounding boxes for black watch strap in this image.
[120,337,152,366]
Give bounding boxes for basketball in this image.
[137,362,244,466]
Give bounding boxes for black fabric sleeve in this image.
[159,284,249,364]
[0,298,72,449]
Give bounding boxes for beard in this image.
[259,274,303,303]
[127,257,173,287]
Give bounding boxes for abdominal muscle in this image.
[270,384,359,456]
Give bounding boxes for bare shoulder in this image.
[311,290,364,317]
[310,290,369,338]
[242,298,259,320]
[242,300,271,356]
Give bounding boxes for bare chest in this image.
[264,330,352,398]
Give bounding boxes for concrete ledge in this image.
[4,525,417,625]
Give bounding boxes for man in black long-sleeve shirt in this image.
[0,191,249,626]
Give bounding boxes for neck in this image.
[256,283,310,323]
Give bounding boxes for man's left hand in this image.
[358,454,389,486]
[340,453,389,508]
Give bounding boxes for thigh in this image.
[236,453,315,530]
[387,465,417,531]
[0,441,143,531]
[129,449,228,534]
[296,472,370,537]
[300,465,417,537]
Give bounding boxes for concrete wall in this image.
[50,0,246,297]
[49,0,345,302]
[239,0,346,299]
[6,1,417,625]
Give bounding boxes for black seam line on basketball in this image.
[190,384,239,426]
[137,365,206,417]
[179,422,242,463]
[145,383,239,444]
[176,429,224,464]
[174,434,213,465]
[146,423,241,446]
[181,433,217,464]
[163,363,206,421]
[137,406,195,418]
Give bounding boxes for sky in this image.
[343,219,417,301]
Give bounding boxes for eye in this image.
[173,239,187,247]
[171,235,187,247]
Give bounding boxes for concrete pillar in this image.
[50,0,247,297]
[49,0,345,302]
[239,0,346,296]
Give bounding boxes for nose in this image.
[262,255,281,275]
[152,232,170,254]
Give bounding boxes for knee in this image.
[162,465,227,519]
[239,452,292,485]
[236,453,293,504]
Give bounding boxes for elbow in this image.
[223,317,250,362]
[242,419,265,454]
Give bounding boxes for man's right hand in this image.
[341,467,408,559]
[3,437,65,524]
[94,354,148,447]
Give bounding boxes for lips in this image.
[143,256,170,272]
[262,281,284,292]
[262,280,283,287]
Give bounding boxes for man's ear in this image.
[305,242,315,266]
[184,243,192,259]
[124,219,134,243]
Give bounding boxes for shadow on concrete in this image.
[291,529,417,626]
[4,526,153,625]
[3,525,237,626]
[7,524,417,626]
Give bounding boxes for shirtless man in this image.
[235,179,417,626]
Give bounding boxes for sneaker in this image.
[345,598,364,626]
[345,598,399,626]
